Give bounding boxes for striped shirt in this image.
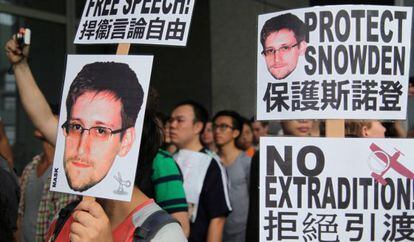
[152,149,188,213]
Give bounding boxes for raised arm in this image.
[5,37,58,145]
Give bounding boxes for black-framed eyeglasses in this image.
[261,42,299,57]
[213,123,234,132]
[61,121,129,142]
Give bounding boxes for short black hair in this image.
[213,110,243,135]
[250,116,269,127]
[236,116,253,150]
[260,13,308,49]
[240,116,252,129]
[66,62,144,130]
[173,100,208,133]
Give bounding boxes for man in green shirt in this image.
[152,149,190,237]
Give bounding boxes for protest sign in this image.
[260,136,414,241]
[257,5,412,120]
[50,55,153,201]
[74,0,195,46]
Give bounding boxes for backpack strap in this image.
[133,210,179,242]
[51,199,81,242]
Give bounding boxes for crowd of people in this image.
[0,28,413,242]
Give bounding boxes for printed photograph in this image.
[51,55,153,201]
[260,13,308,80]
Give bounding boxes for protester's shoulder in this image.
[0,165,19,194]
[0,156,18,189]
[205,156,222,176]
[152,222,187,242]
[133,200,160,224]
[153,149,181,177]
[135,201,187,242]
[21,154,42,174]
[239,152,252,167]
[239,151,252,161]
[154,150,176,167]
[203,158,228,193]
[200,147,220,160]
[199,147,220,165]
[156,149,174,159]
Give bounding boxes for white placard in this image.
[257,5,412,120]
[50,55,153,201]
[260,137,414,241]
[74,0,195,46]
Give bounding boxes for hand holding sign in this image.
[70,198,113,242]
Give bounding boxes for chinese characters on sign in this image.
[257,5,412,120]
[259,137,414,241]
[75,0,195,46]
[263,79,403,114]
[263,211,414,242]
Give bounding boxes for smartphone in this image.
[16,28,31,49]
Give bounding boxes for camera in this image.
[16,28,31,49]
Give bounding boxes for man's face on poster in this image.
[262,28,307,80]
[62,91,135,192]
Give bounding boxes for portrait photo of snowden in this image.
[50,55,153,201]
[260,13,308,80]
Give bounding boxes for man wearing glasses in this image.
[169,100,232,242]
[61,62,143,192]
[260,13,308,80]
[212,110,251,242]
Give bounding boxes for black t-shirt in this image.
[0,155,20,242]
[188,149,231,242]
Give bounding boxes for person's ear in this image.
[194,121,203,134]
[118,127,135,157]
[232,129,240,139]
[298,40,307,56]
[361,126,369,138]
